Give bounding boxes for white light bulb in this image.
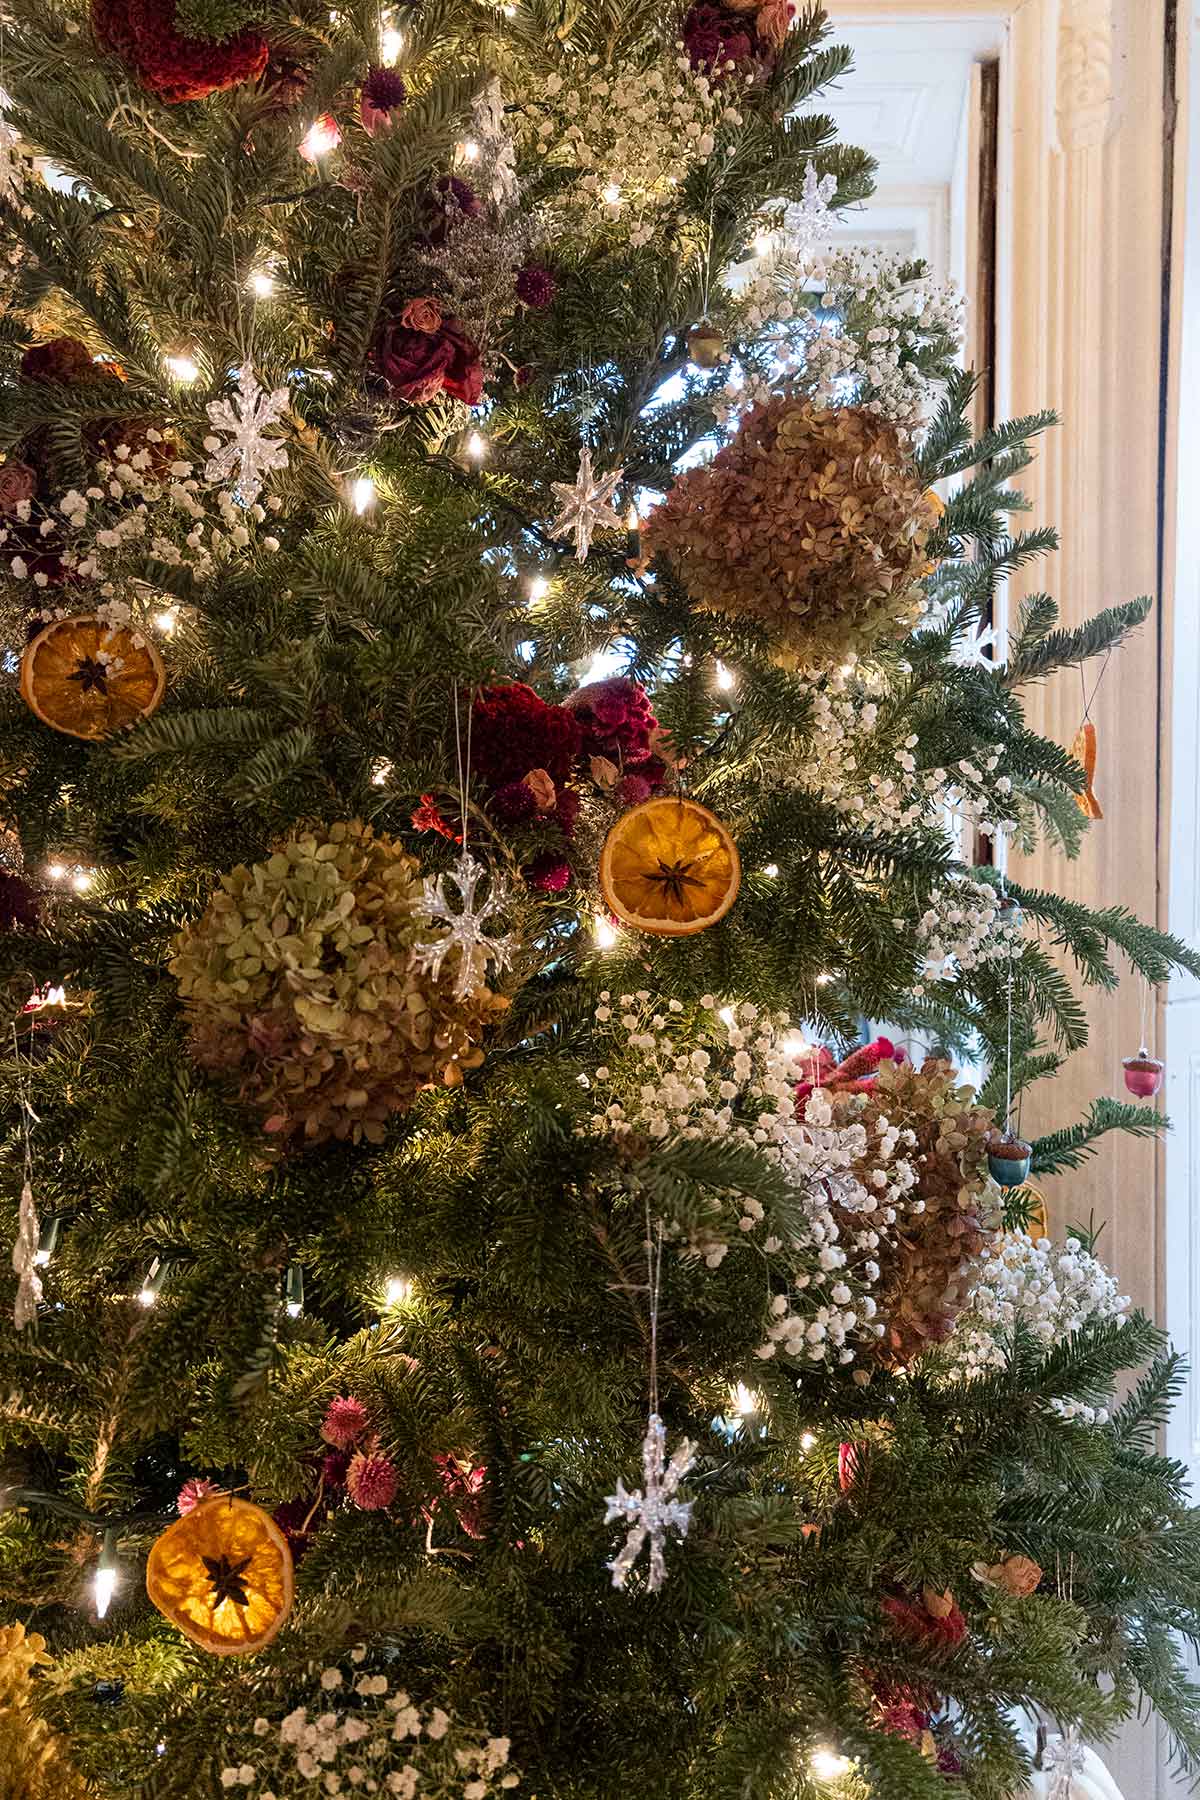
[33,1248,51,1268]
[94,1563,118,1620]
[370,758,393,787]
[601,182,622,207]
[137,1286,156,1308]
[153,607,178,635]
[381,23,404,60]
[71,870,94,893]
[301,116,341,160]
[594,915,618,950]
[626,503,639,531]
[249,269,275,299]
[800,1431,817,1451]
[718,1005,735,1027]
[351,476,376,514]
[528,575,550,602]
[810,1748,851,1781]
[465,431,487,461]
[714,660,735,692]
[816,972,833,987]
[45,862,65,881]
[753,229,773,258]
[384,1275,414,1306]
[165,354,199,384]
[762,863,779,878]
[781,1031,809,1062]
[459,139,480,163]
[730,1382,757,1418]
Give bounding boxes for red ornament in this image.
[91,0,267,104]
[837,1441,860,1492]
[1123,1048,1165,1098]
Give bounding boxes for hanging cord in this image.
[1077,648,1112,723]
[451,685,476,852]
[644,1194,663,1419]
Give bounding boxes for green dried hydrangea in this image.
[170,819,510,1146]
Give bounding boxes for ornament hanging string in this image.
[10,1019,41,1330]
[1077,648,1112,724]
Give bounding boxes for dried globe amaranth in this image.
[833,1058,1002,1369]
[643,398,941,668]
[170,820,510,1146]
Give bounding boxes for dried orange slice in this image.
[1070,719,1102,819]
[145,1495,293,1657]
[20,614,165,740]
[598,796,741,936]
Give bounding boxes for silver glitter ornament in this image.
[605,1413,696,1592]
[548,446,624,562]
[204,368,291,504]
[412,852,516,1000]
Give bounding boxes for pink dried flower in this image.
[177,1476,220,1515]
[321,1394,370,1448]
[346,1448,399,1511]
[399,295,443,333]
[525,855,571,893]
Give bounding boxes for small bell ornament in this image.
[686,320,725,369]
[1122,1047,1164,1099]
[987,1129,1033,1189]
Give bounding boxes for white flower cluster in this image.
[945,1230,1129,1379]
[912,877,1023,991]
[775,668,1018,844]
[802,248,966,432]
[219,1658,520,1799]
[584,996,926,1365]
[1,440,280,602]
[524,53,744,247]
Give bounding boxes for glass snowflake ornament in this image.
[782,164,838,267]
[549,446,624,562]
[1043,1725,1087,1800]
[605,1413,696,1592]
[11,1181,42,1330]
[204,368,291,505]
[412,852,517,1000]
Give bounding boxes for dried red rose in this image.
[0,462,37,513]
[370,310,483,406]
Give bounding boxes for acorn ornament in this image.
[1123,1047,1165,1099]
[986,1129,1033,1189]
[686,320,725,369]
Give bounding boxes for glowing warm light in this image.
[810,1748,851,1782]
[42,986,66,1008]
[459,139,480,163]
[381,22,404,60]
[753,229,773,258]
[300,115,342,161]
[816,972,833,987]
[730,1382,757,1418]
[718,1005,736,1027]
[465,431,488,461]
[594,915,619,950]
[249,269,275,299]
[384,1274,414,1307]
[284,1262,304,1319]
[351,476,376,514]
[762,863,779,878]
[71,870,94,893]
[138,1256,164,1308]
[528,574,550,602]
[601,182,622,207]
[45,862,65,881]
[33,1216,59,1269]
[371,758,393,786]
[800,1431,817,1451]
[626,503,639,531]
[94,1563,118,1620]
[165,354,199,384]
[153,607,178,635]
[781,1031,810,1062]
[714,660,735,692]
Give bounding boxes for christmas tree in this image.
[1,1,1200,1794]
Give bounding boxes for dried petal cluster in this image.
[644,398,940,666]
[170,820,509,1145]
[833,1058,1002,1367]
[0,1623,90,1799]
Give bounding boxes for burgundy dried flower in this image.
[0,870,38,932]
[491,778,540,825]
[321,1394,370,1448]
[177,1475,220,1515]
[321,1448,351,1488]
[91,0,267,104]
[370,309,483,406]
[525,855,571,893]
[515,265,556,309]
[682,1,755,74]
[363,64,406,111]
[0,462,37,514]
[471,683,583,790]
[564,676,665,780]
[346,1447,399,1511]
[617,774,653,807]
[20,337,102,385]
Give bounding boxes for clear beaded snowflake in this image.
[412,853,517,1000]
[203,368,291,505]
[548,445,624,561]
[605,1413,696,1592]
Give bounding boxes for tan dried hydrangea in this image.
[0,1623,92,1799]
[170,820,510,1146]
[643,398,941,668]
[833,1058,1002,1369]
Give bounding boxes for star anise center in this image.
[647,857,705,903]
[68,656,109,694]
[202,1552,253,1609]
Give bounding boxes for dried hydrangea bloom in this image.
[644,397,941,668]
[170,819,509,1146]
